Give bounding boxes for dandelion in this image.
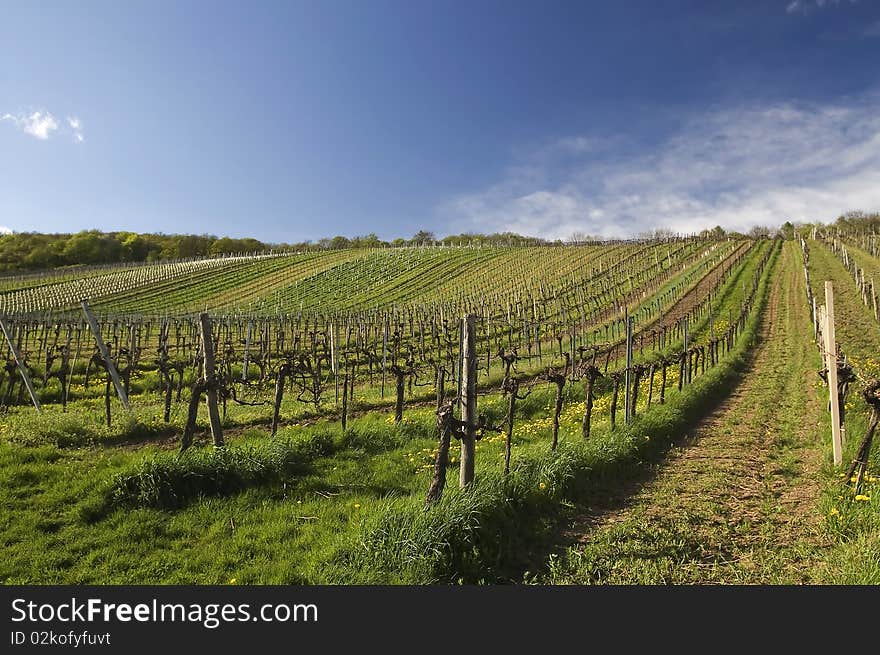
[229,578,237,584]
[353,503,361,509]
[855,494,870,502]
[539,482,546,490]
[829,508,839,516]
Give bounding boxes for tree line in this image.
[0,229,545,273]
[2,210,874,274]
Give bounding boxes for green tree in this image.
[410,230,435,245]
[329,235,351,250]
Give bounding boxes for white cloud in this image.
[0,226,12,235]
[1,111,59,140]
[787,0,858,14]
[67,116,84,142]
[2,110,83,142]
[25,112,59,140]
[442,91,880,239]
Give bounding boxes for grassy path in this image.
[542,241,829,584]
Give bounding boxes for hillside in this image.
[0,233,877,584]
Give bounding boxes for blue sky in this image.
[2,0,879,242]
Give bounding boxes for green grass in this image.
[0,290,763,586]
[324,241,780,583]
[806,239,880,583]
[537,241,830,584]
[14,237,876,586]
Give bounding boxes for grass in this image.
[805,240,880,584]
[4,237,876,585]
[537,241,830,584]
[324,241,781,583]
[527,240,880,585]
[0,241,773,585]
[0,277,766,586]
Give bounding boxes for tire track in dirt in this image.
[553,241,828,584]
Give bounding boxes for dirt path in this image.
[599,241,753,364]
[547,242,829,584]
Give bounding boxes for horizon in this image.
[2,1,880,242]
[0,220,799,247]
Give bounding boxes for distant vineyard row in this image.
[1,237,737,319]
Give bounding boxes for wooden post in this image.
[330,323,338,405]
[341,372,348,431]
[81,300,130,410]
[682,316,690,384]
[624,315,633,423]
[872,278,878,322]
[709,300,714,341]
[199,312,224,447]
[381,319,388,398]
[824,282,842,466]
[459,314,477,487]
[242,320,252,381]
[0,318,41,412]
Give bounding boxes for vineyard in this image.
[0,233,878,584]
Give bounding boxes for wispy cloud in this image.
[67,116,84,142]
[442,92,880,239]
[786,0,858,15]
[1,111,59,140]
[864,20,880,37]
[2,110,84,142]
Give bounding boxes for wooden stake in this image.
[824,283,842,466]
[242,320,252,381]
[624,315,633,423]
[0,318,41,412]
[199,312,224,447]
[81,300,130,410]
[872,277,878,322]
[459,314,477,487]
